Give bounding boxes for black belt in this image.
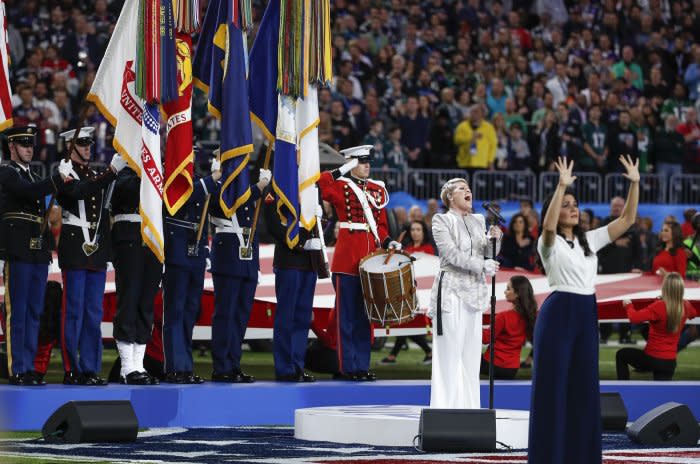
[165,217,199,231]
[436,271,444,336]
[3,212,42,223]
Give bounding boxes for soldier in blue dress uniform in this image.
[0,126,72,385]
[208,158,270,383]
[161,158,221,384]
[56,127,127,385]
[263,189,325,382]
[110,166,162,385]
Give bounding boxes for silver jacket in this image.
[428,210,501,316]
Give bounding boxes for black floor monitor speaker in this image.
[627,402,700,446]
[418,408,496,452]
[601,392,628,431]
[42,400,138,443]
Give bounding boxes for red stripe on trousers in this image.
[335,274,343,373]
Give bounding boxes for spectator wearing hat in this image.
[0,126,72,385]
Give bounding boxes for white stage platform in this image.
[295,405,529,449]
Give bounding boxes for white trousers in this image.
[429,298,483,409]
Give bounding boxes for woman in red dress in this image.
[616,272,697,380]
[652,221,687,277]
[480,275,537,379]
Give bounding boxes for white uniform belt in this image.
[339,221,369,231]
[113,214,142,223]
[210,216,249,235]
[62,212,97,229]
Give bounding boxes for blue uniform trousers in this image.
[60,269,107,374]
[333,273,371,374]
[528,291,602,464]
[162,260,206,373]
[273,268,316,377]
[211,274,256,374]
[4,261,48,375]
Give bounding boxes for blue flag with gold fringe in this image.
[193,0,253,216]
[249,0,279,149]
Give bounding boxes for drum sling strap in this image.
[340,178,381,245]
[436,271,445,336]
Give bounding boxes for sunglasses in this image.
[12,137,34,147]
[75,138,94,147]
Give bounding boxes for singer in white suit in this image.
[428,178,502,409]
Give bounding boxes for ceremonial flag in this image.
[162,32,194,215]
[250,0,321,248]
[193,0,253,217]
[140,103,164,261]
[0,0,13,131]
[87,0,165,262]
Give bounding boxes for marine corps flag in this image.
[193,0,253,217]
[162,32,194,215]
[0,0,12,131]
[87,0,165,262]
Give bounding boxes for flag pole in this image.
[243,144,272,258]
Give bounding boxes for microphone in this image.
[482,202,506,225]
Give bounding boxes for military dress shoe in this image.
[8,374,25,386]
[356,370,377,382]
[122,371,152,385]
[79,372,108,386]
[63,371,81,385]
[163,372,187,384]
[183,372,205,384]
[25,371,47,386]
[332,372,358,381]
[211,370,255,383]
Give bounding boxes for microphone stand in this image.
[488,216,497,410]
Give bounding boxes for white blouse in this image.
[429,210,501,315]
[537,225,611,295]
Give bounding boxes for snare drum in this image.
[358,249,418,325]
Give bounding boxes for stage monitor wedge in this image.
[42,400,138,443]
[627,402,700,447]
[601,392,628,431]
[418,408,496,452]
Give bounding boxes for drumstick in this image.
[383,230,407,265]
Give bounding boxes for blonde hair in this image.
[661,272,685,333]
[440,178,469,209]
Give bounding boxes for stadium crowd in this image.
[5,0,700,177]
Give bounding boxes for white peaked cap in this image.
[340,145,373,159]
[59,127,95,140]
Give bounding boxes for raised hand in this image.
[619,154,640,183]
[554,157,576,187]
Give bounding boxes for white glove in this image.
[110,153,127,173]
[315,204,323,217]
[303,238,322,251]
[487,225,503,241]
[210,158,221,173]
[257,168,272,189]
[388,240,402,251]
[58,159,73,178]
[483,258,499,277]
[338,158,359,175]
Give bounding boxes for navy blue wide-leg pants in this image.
[528,291,602,464]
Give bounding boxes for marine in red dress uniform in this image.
[318,145,400,380]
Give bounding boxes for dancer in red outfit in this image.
[616,272,698,380]
[480,275,537,379]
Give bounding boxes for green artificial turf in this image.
[30,338,700,384]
